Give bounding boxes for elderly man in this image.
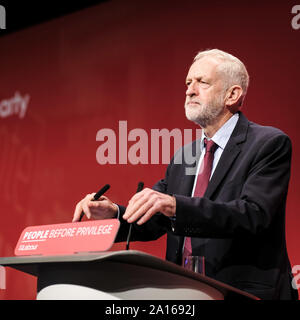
[73,49,297,300]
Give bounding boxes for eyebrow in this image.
[185,75,211,83]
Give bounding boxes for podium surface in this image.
[0,250,259,300]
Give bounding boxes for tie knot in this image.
[204,138,217,154]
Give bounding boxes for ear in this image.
[224,85,243,110]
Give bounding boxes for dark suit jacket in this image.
[116,112,298,300]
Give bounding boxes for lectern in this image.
[0,250,258,300]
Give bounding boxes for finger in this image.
[98,195,108,201]
[127,191,145,208]
[82,200,93,219]
[124,188,152,219]
[87,200,109,212]
[124,189,157,220]
[72,193,96,222]
[128,187,152,204]
[123,192,148,220]
[136,206,158,225]
[126,198,155,223]
[73,200,83,222]
[90,192,96,199]
[88,200,103,207]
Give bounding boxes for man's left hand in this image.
[123,188,176,225]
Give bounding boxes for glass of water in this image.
[183,256,205,275]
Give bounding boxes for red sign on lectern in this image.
[14,219,120,256]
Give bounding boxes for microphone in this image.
[126,181,144,250]
[78,184,110,222]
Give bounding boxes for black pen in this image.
[78,184,110,221]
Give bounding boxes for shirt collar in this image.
[200,112,239,152]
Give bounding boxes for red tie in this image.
[183,138,218,263]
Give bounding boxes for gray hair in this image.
[194,49,250,106]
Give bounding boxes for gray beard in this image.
[185,100,224,128]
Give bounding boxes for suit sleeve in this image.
[172,133,292,238]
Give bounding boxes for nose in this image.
[186,81,198,97]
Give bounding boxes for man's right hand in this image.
[72,193,119,222]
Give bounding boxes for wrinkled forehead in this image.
[186,56,222,81]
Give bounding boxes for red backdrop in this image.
[0,0,299,299]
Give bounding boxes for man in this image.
[73,49,297,300]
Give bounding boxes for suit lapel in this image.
[204,112,249,199]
